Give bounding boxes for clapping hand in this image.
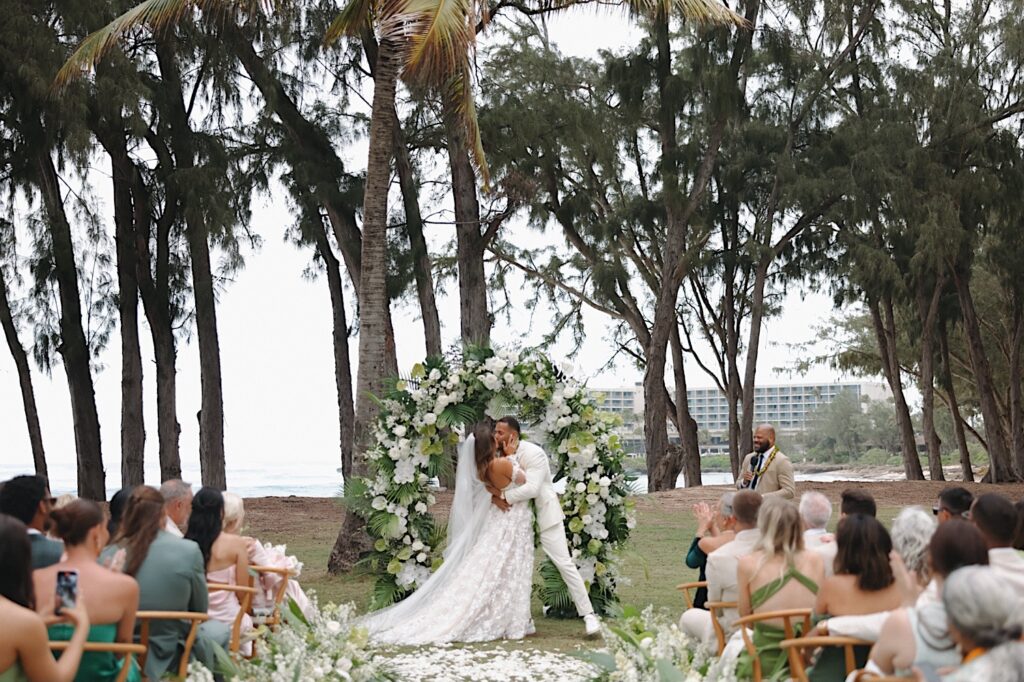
[693,502,716,536]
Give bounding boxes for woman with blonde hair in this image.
[735,497,824,680]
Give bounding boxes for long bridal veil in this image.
[359,434,493,639]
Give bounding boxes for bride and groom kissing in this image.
[360,416,601,644]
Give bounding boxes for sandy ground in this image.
[242,480,1024,535]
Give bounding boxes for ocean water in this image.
[0,463,885,499]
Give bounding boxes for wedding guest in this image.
[34,500,140,682]
[0,514,90,682]
[683,494,737,610]
[800,492,837,577]
[222,493,312,618]
[939,566,1024,681]
[679,491,761,646]
[933,486,973,523]
[840,488,876,518]
[736,424,795,499]
[103,487,229,680]
[734,497,824,680]
[160,479,192,537]
[186,488,255,655]
[971,493,1024,592]
[810,514,903,679]
[106,486,135,539]
[862,520,990,677]
[0,475,63,569]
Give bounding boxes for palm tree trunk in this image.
[34,143,105,499]
[156,37,226,490]
[328,39,400,573]
[314,224,356,479]
[0,265,47,479]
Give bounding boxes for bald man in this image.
[736,424,795,499]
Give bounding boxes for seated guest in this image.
[810,514,903,680]
[940,565,1024,682]
[863,520,989,677]
[683,494,737,610]
[160,480,193,538]
[933,486,973,524]
[679,491,761,645]
[0,476,62,569]
[186,488,255,656]
[103,487,229,680]
[222,493,312,618]
[0,514,89,682]
[34,501,140,682]
[840,488,876,518]
[800,492,837,577]
[106,486,135,539]
[734,497,824,680]
[971,493,1024,592]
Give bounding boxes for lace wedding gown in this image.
[360,440,535,645]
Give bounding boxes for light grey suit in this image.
[29,532,64,569]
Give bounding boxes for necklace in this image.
[753,446,779,476]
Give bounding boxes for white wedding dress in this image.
[359,436,535,645]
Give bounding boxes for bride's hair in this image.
[474,422,496,481]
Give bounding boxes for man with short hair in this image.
[679,491,763,646]
[800,491,837,577]
[0,475,63,568]
[736,424,795,499]
[971,493,1024,593]
[933,486,973,523]
[160,479,193,537]
[840,488,876,517]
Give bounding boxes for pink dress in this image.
[247,541,313,619]
[206,565,254,656]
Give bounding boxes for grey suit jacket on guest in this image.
[102,530,229,680]
[29,532,64,569]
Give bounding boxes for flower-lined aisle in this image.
[384,645,597,681]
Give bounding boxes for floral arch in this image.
[346,346,635,615]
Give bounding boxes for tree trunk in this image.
[34,145,105,500]
[1010,296,1024,478]
[939,322,974,481]
[0,266,47,479]
[671,324,701,486]
[868,295,925,480]
[314,224,356,480]
[915,280,944,481]
[328,40,400,573]
[156,38,226,490]
[951,268,1019,481]
[739,260,770,461]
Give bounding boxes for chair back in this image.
[675,581,707,610]
[704,600,738,655]
[208,582,258,656]
[135,610,210,679]
[49,641,147,682]
[780,636,874,682]
[251,565,297,629]
[732,608,813,682]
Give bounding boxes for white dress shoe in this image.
[584,613,601,637]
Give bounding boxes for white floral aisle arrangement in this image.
[383,644,597,681]
[344,345,636,615]
[581,605,726,682]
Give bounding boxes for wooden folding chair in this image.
[704,600,738,655]
[676,580,707,609]
[732,608,813,682]
[250,564,297,629]
[849,670,917,682]
[208,583,258,656]
[136,610,210,679]
[49,641,147,682]
[780,636,874,682]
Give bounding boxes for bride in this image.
[359,421,536,645]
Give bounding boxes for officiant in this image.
[736,424,795,499]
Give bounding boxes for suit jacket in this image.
[736,450,795,499]
[706,528,762,633]
[502,440,564,531]
[102,531,212,680]
[29,532,64,569]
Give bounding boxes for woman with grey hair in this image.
[940,565,1024,681]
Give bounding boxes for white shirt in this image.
[164,516,184,538]
[989,547,1024,594]
[803,528,828,548]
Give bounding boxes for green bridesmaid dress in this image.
[735,566,819,682]
[47,623,141,682]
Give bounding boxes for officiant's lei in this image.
[754,445,779,476]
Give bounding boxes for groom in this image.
[491,416,601,637]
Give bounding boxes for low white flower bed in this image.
[383,645,598,681]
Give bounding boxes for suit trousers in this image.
[678,608,715,648]
[539,524,594,617]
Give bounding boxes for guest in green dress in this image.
[0,514,89,682]
[735,497,825,681]
[809,514,903,681]
[33,500,141,682]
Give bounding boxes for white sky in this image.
[0,12,863,487]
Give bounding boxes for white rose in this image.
[412,540,424,551]
[417,553,427,563]
[393,425,407,438]
[423,413,437,425]
[325,620,342,635]
[575,482,586,493]
[415,501,428,514]
[371,496,387,511]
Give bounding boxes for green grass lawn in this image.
[244,496,903,657]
